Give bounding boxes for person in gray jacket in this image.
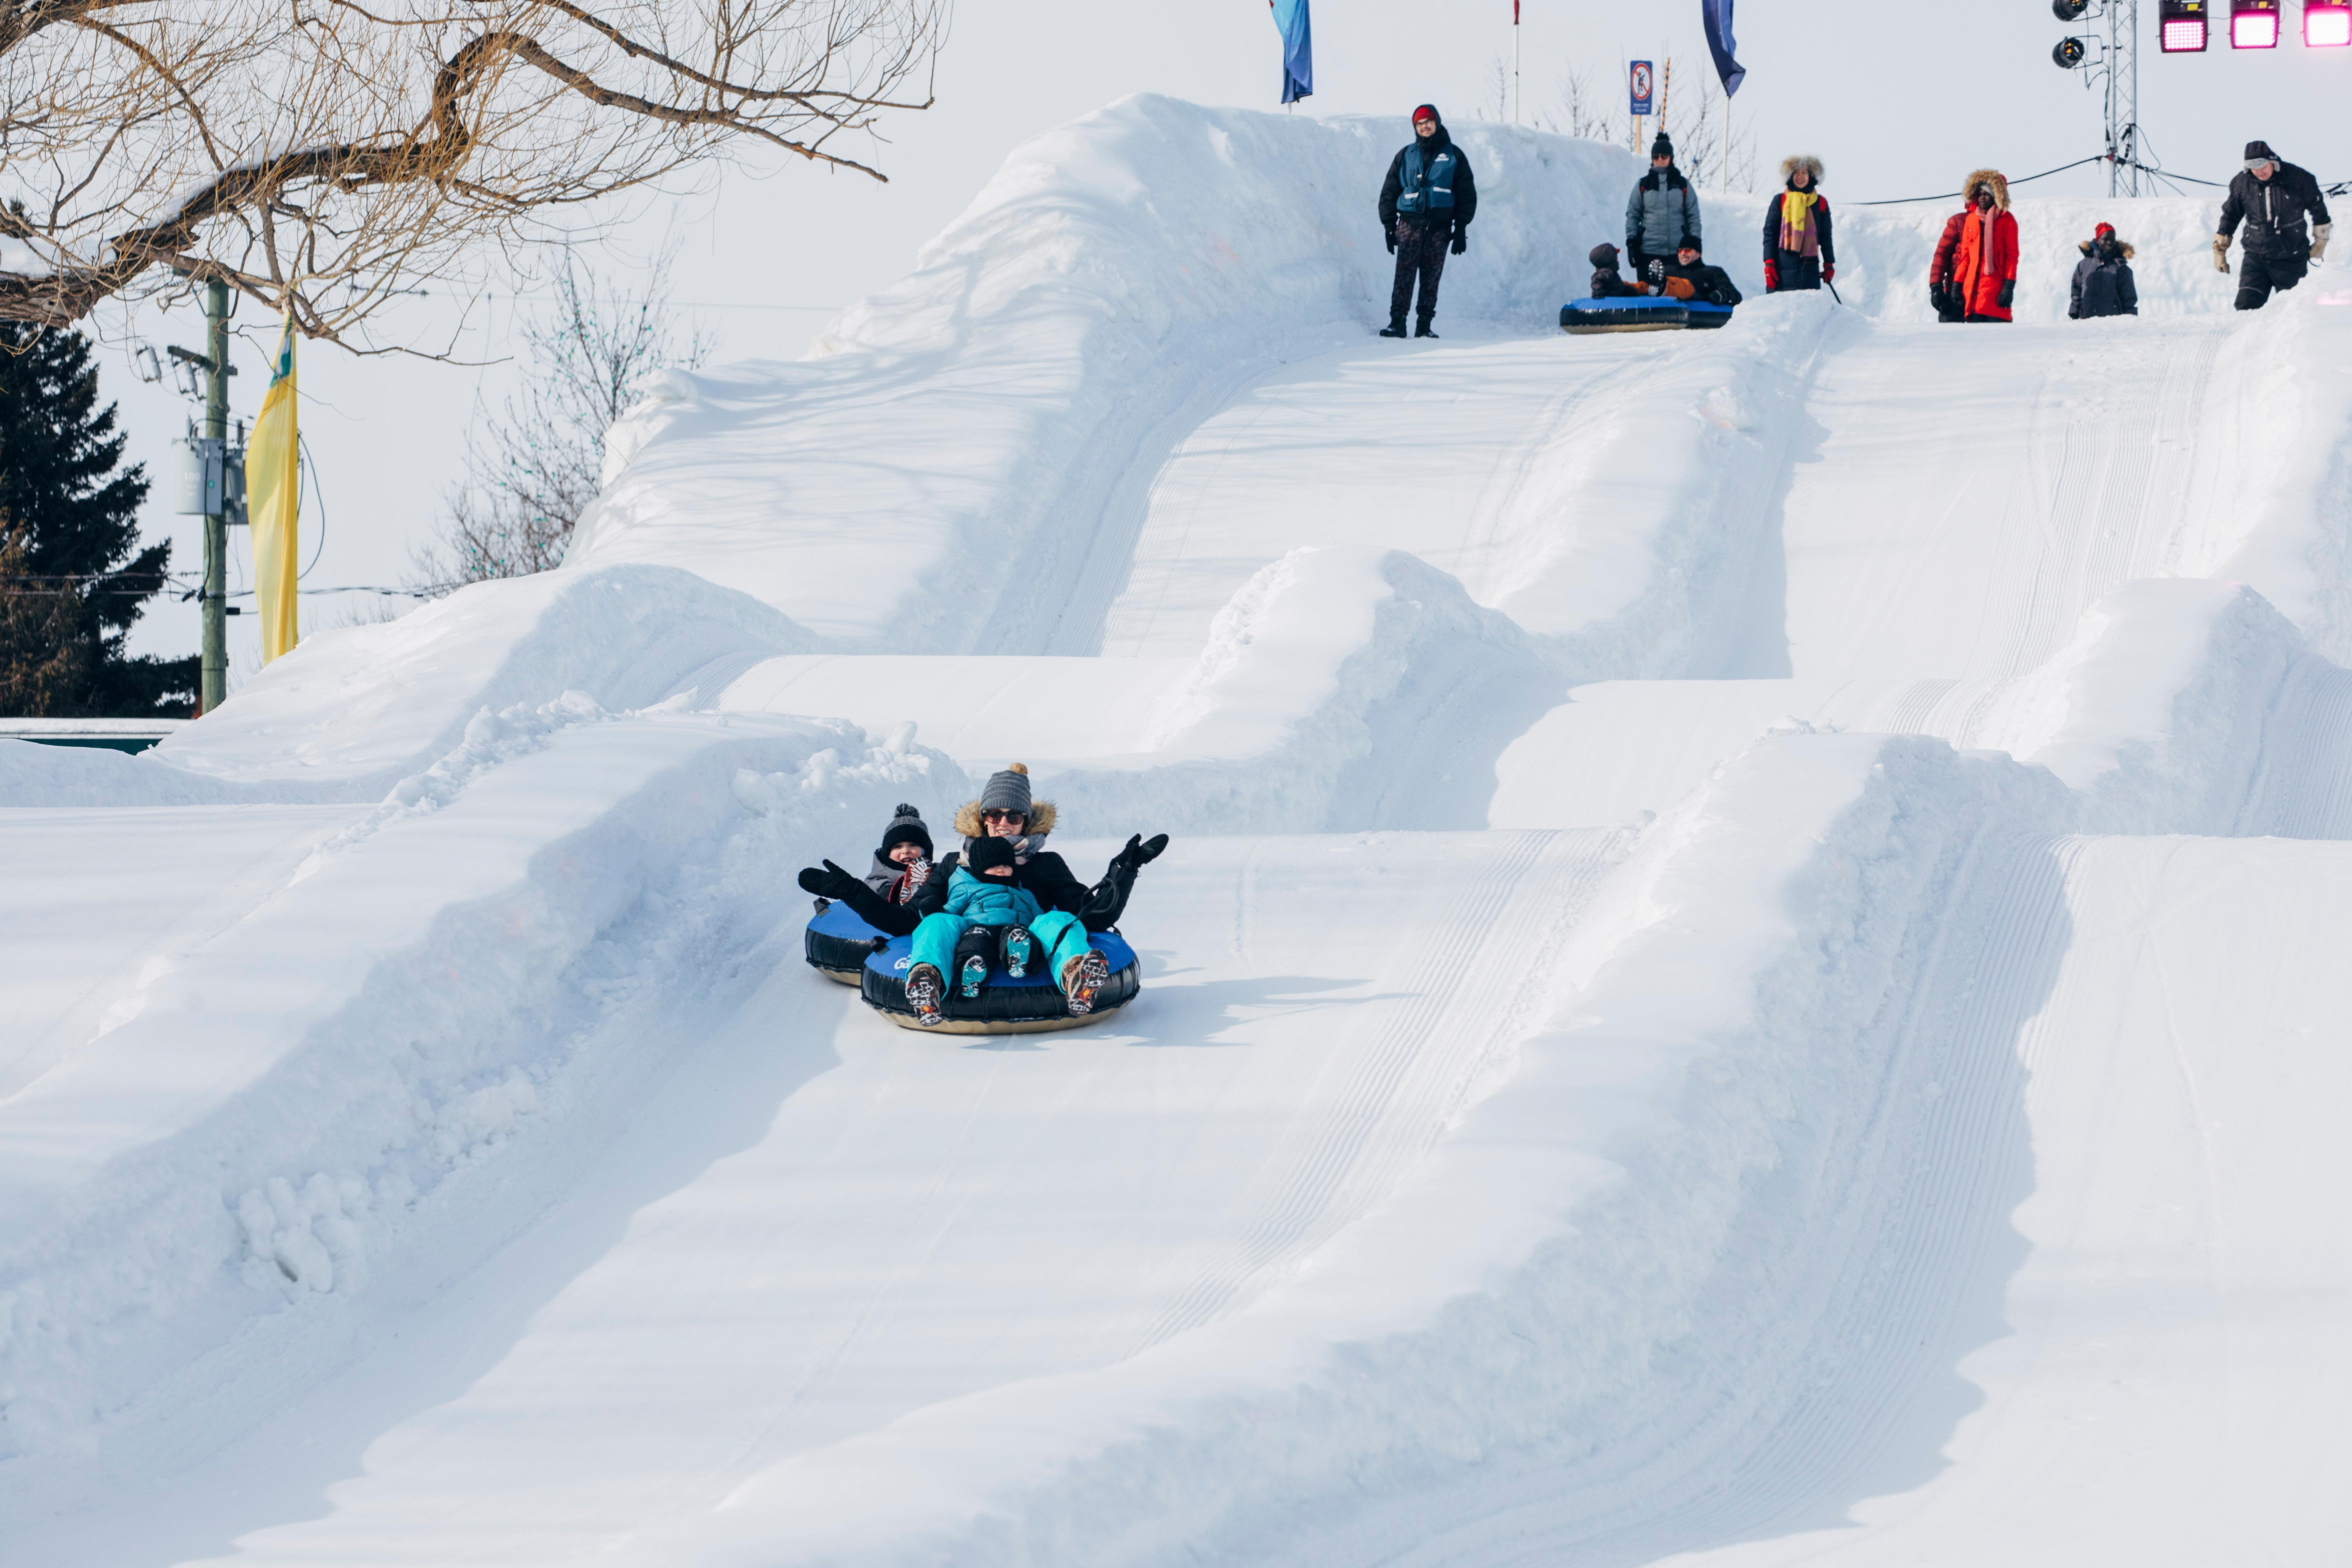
[1626,132,1702,281]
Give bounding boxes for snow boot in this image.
[905,964,946,1028]
[1414,322,1440,338]
[1060,948,1111,1016]
[959,951,990,1000]
[1002,925,1032,979]
[1378,317,1408,338]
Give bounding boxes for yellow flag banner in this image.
[247,314,300,663]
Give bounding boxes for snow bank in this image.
[573,98,1643,654]
[0,740,247,808]
[2155,290,2352,659]
[609,729,2077,1568]
[0,708,966,1499]
[1972,577,2352,836]
[1044,547,1558,833]
[141,565,822,799]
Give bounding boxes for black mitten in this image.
[1132,833,1169,865]
[1385,227,1398,254]
[1997,279,2015,309]
[1450,228,1467,257]
[797,867,829,895]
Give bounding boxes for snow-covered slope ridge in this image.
[0,710,966,1496]
[573,98,1640,653]
[608,732,2080,1568]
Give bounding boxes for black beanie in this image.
[967,835,1017,874]
[1652,132,1674,159]
[878,803,932,860]
[1677,234,1702,256]
[1589,242,1621,269]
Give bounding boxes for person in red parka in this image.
[1929,206,1970,323]
[1950,168,2019,323]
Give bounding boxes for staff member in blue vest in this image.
[1377,104,1477,338]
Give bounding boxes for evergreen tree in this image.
[0,321,196,716]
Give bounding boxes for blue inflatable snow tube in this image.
[1560,296,1686,334]
[1559,296,1735,334]
[804,898,1142,1034]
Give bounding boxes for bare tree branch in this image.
[0,0,947,343]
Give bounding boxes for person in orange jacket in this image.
[1949,169,2019,322]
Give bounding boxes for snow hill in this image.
[5,96,2351,1564]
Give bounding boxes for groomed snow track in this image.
[5,97,2352,1566]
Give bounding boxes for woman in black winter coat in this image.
[1762,154,1835,293]
[2068,224,2138,319]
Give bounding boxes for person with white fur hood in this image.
[1762,154,1835,294]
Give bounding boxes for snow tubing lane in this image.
[860,929,1140,1034]
[804,897,890,985]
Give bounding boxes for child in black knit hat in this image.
[864,803,936,907]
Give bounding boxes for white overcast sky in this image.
[96,0,2348,673]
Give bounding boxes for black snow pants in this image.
[1389,217,1451,327]
[2235,249,2309,312]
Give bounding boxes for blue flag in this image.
[1702,0,1745,95]
[1269,0,1312,104]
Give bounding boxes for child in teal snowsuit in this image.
[906,835,1095,1017]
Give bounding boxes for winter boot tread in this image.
[905,965,946,1028]
[1060,948,1111,1016]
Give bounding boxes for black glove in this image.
[1110,832,1171,874]
[1929,283,1946,314]
[1385,226,1398,255]
[1997,279,2015,309]
[798,859,861,900]
[1450,227,1467,257]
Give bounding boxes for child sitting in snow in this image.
[1587,242,1650,299]
[862,803,936,909]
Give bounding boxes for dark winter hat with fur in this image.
[1589,242,1622,270]
[878,803,932,860]
[967,834,1018,874]
[2244,140,2279,167]
[1651,131,1674,160]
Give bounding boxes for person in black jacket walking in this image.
[1377,104,1477,338]
[2216,140,2332,311]
[2069,224,2138,319]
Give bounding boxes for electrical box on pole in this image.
[171,437,224,515]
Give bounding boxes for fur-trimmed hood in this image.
[2079,236,2135,260]
[1962,168,2010,211]
[953,797,1057,864]
[952,798,1057,838]
[1780,153,1823,188]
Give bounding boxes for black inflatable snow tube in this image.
[804,897,891,983]
[860,930,1141,1034]
[1684,301,1735,330]
[1560,296,1688,334]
